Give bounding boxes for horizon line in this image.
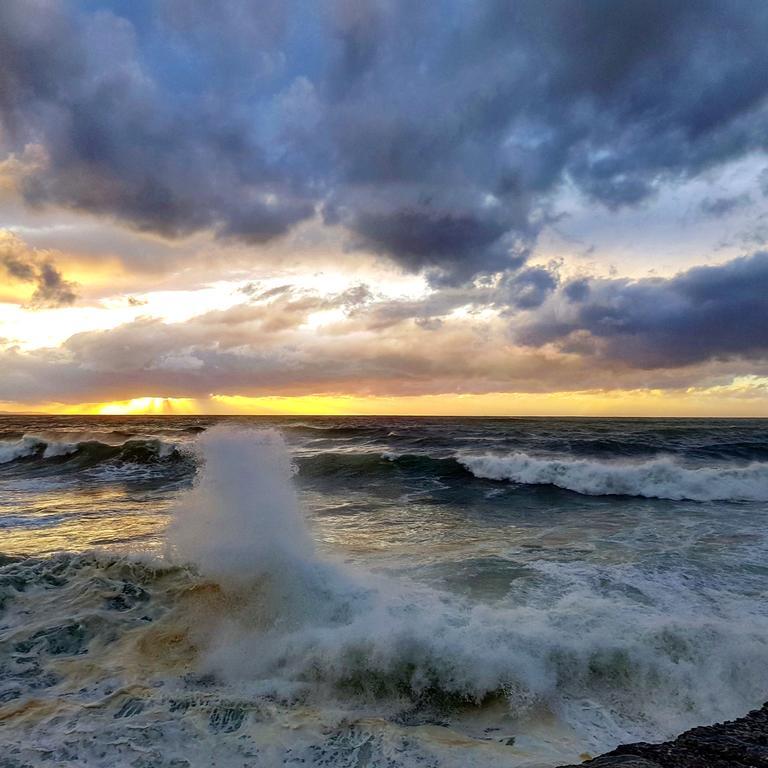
[3,412,766,420]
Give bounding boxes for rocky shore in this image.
[560,702,768,767]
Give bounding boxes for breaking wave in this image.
[459,452,768,502]
[4,426,768,766]
[162,428,768,735]
[0,434,191,470]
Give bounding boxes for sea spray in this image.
[5,421,768,765]
[168,427,314,585]
[0,436,45,464]
[165,427,532,701]
[161,427,768,746]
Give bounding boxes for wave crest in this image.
[160,429,768,745]
[0,435,190,469]
[459,452,768,501]
[5,427,768,759]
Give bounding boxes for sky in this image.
[0,0,767,416]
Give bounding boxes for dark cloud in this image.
[518,252,768,368]
[1,252,36,282]
[1,1,767,280]
[700,193,752,218]
[0,1,313,245]
[759,169,768,197]
[30,261,77,307]
[0,233,77,308]
[563,279,591,303]
[334,283,373,310]
[496,267,558,310]
[334,206,527,284]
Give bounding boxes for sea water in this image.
[1,416,767,766]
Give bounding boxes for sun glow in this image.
[4,379,766,417]
[95,397,199,415]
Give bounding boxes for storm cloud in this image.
[0,232,77,307]
[1,1,767,281]
[518,252,768,368]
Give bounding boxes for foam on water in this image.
[168,429,768,741]
[0,437,43,463]
[3,426,768,767]
[460,451,768,501]
[0,434,186,464]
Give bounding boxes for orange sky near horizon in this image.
[2,381,767,418]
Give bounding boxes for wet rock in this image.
[559,702,768,767]
[183,672,217,688]
[168,698,194,714]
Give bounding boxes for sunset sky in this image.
[1,0,767,416]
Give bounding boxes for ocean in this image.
[1,416,767,767]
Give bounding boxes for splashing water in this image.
[2,420,768,766]
[165,429,768,743]
[460,451,768,501]
[168,427,314,584]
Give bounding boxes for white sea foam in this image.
[41,440,80,459]
[164,427,768,752]
[459,452,768,501]
[0,434,182,467]
[5,426,768,766]
[0,437,43,463]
